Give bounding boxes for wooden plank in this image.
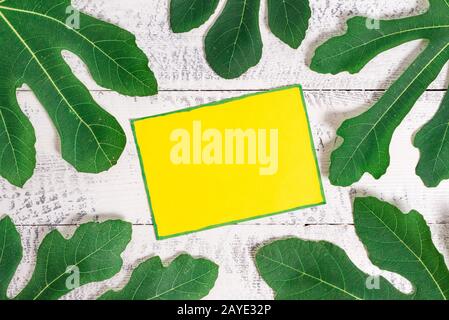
[10,0,444,92]
[3,90,448,227]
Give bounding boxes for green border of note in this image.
[131,85,326,240]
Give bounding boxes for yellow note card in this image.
[132,86,325,239]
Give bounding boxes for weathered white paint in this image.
[4,90,448,226]
[6,224,449,300]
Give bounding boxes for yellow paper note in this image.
[132,86,325,239]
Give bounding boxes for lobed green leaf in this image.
[0,0,158,187]
[0,216,218,300]
[99,255,219,300]
[311,0,449,186]
[256,197,449,300]
[171,0,311,79]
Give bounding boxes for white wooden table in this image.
[3,0,449,299]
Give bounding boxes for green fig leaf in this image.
[267,0,311,49]
[0,0,158,187]
[0,216,22,300]
[256,197,449,300]
[99,254,219,300]
[171,0,311,78]
[414,90,449,187]
[15,220,132,300]
[170,0,219,33]
[205,0,263,79]
[311,0,449,187]
[0,216,218,300]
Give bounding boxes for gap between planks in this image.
[12,222,449,227]
[14,89,449,92]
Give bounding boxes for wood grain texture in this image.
[4,223,448,300]
[4,90,449,226]
[59,0,447,91]
[1,0,448,300]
